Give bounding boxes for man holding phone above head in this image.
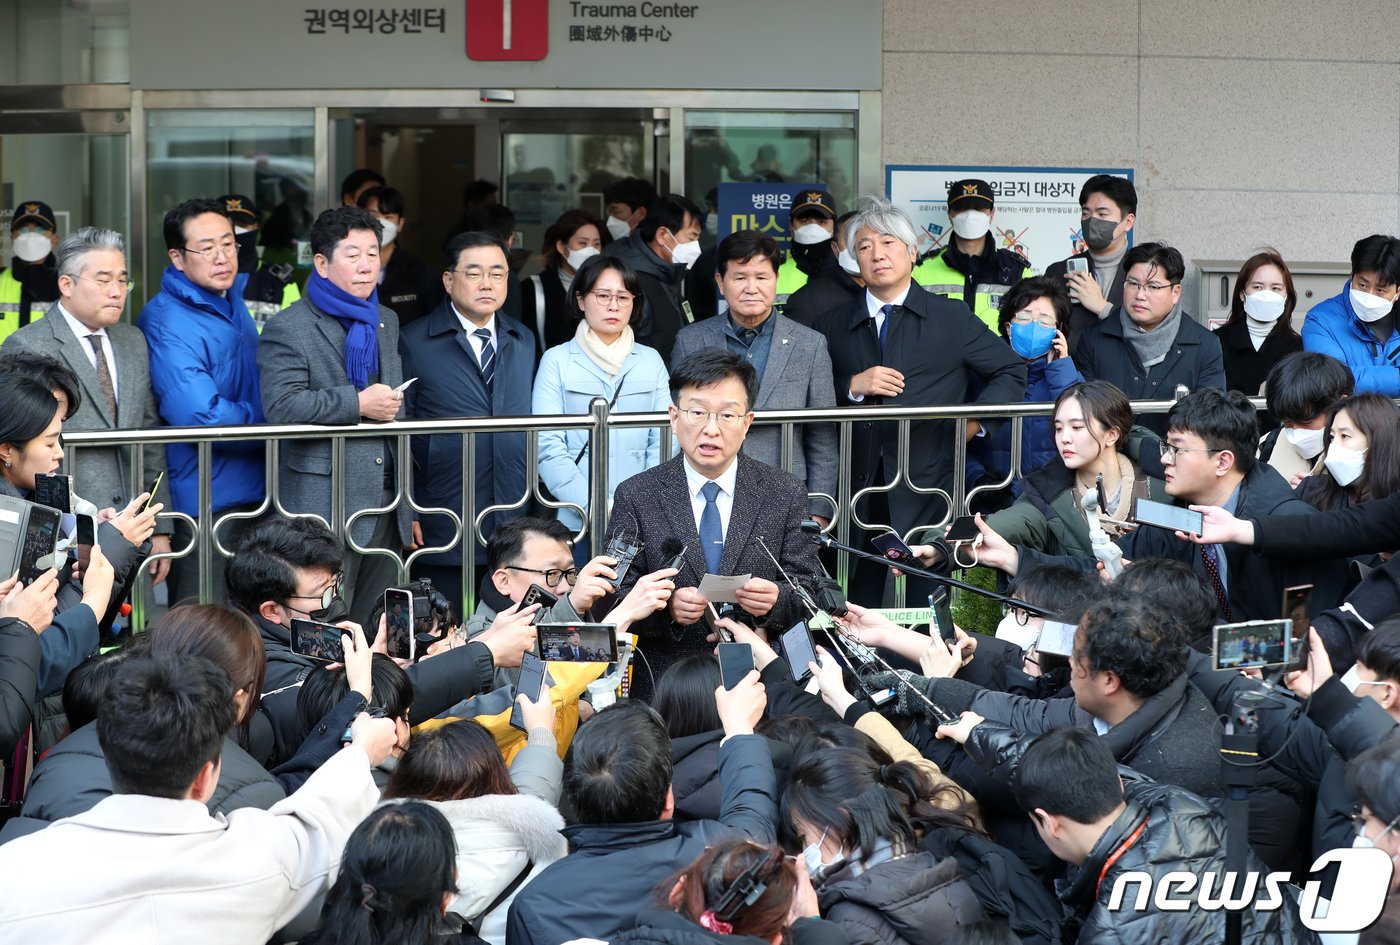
[971,388,1349,629]
[258,206,413,628]
[601,349,824,701]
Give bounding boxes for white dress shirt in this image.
[453,303,497,362]
[683,455,739,549]
[849,284,913,402]
[58,302,119,401]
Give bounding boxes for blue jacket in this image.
[137,267,265,516]
[971,352,1084,487]
[1301,281,1400,396]
[532,335,670,531]
[400,301,536,565]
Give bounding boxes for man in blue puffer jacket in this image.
[138,197,266,603]
[1301,234,1400,397]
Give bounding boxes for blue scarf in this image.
[306,270,381,390]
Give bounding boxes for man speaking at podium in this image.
[601,349,821,698]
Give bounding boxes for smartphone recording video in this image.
[290,618,346,662]
[1212,619,1294,672]
[383,588,416,661]
[781,621,817,682]
[1036,620,1080,658]
[1132,498,1203,536]
[536,623,617,663]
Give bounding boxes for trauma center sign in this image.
[886,165,1134,274]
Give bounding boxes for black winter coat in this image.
[1071,309,1226,435]
[1213,317,1303,397]
[670,729,792,823]
[967,722,1319,945]
[0,617,39,759]
[783,257,863,328]
[605,233,691,362]
[816,850,985,945]
[614,909,848,945]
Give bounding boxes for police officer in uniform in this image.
[913,179,1033,333]
[775,189,838,315]
[220,194,300,333]
[0,200,60,344]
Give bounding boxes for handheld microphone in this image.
[658,537,688,575]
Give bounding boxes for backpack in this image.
[920,824,1068,945]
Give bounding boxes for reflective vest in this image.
[912,247,1032,333]
[774,256,808,315]
[246,278,301,333]
[0,267,49,344]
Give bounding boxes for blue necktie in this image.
[473,327,495,390]
[700,480,723,574]
[877,304,892,354]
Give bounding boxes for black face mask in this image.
[1081,216,1120,253]
[789,239,833,277]
[234,230,259,276]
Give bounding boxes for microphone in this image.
[800,519,824,534]
[658,537,687,575]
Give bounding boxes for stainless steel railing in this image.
[62,395,1236,628]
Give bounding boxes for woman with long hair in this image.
[1297,392,1400,567]
[1213,250,1303,396]
[382,718,565,945]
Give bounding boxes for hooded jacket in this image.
[137,266,265,516]
[605,233,690,363]
[1301,281,1400,396]
[816,850,985,945]
[669,729,792,823]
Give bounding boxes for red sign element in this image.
[466,0,548,61]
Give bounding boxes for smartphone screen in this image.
[1282,584,1314,643]
[1212,619,1293,672]
[33,473,72,513]
[1132,498,1203,535]
[717,642,754,690]
[536,623,618,662]
[510,652,548,732]
[871,532,915,564]
[929,589,955,642]
[142,471,165,512]
[290,618,345,662]
[781,621,817,682]
[18,506,61,584]
[383,588,415,661]
[1036,620,1080,657]
[944,515,981,544]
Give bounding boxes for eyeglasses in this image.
[450,267,508,284]
[1351,810,1399,841]
[181,239,238,260]
[286,573,344,611]
[588,290,635,307]
[677,407,746,430]
[1159,442,1222,462]
[1124,278,1177,295]
[506,565,580,588]
[76,275,133,292]
[1008,607,1033,626]
[1009,310,1057,328]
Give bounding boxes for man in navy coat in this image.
[400,231,536,611]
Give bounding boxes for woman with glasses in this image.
[968,276,1084,496]
[533,254,670,561]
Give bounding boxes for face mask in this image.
[1081,216,1120,253]
[234,229,259,276]
[377,219,399,248]
[951,210,991,241]
[606,215,632,241]
[1324,443,1366,487]
[1283,425,1325,459]
[1355,832,1375,850]
[838,247,861,276]
[793,223,832,246]
[995,613,1041,651]
[565,246,600,271]
[1009,322,1057,360]
[1243,289,1286,323]
[668,236,702,270]
[1350,287,1395,323]
[801,828,836,880]
[12,231,51,263]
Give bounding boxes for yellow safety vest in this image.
[247,280,301,333]
[775,256,809,314]
[912,249,1032,333]
[0,267,49,344]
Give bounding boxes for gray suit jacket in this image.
[671,312,838,515]
[2,304,170,519]
[257,297,412,547]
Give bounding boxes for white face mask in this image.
[801,828,836,880]
[995,613,1041,651]
[951,210,992,241]
[12,231,51,263]
[1283,425,1325,459]
[1350,287,1395,322]
[668,236,702,270]
[606,215,632,241]
[565,245,600,271]
[1243,289,1286,323]
[837,247,861,276]
[793,223,832,246]
[1324,443,1367,487]
[377,219,399,248]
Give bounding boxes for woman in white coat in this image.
[382,716,566,945]
[532,254,670,558]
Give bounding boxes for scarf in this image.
[575,319,633,377]
[1120,298,1182,369]
[306,269,381,390]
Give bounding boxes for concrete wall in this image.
[882,0,1400,281]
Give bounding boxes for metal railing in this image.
[63,395,1242,628]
